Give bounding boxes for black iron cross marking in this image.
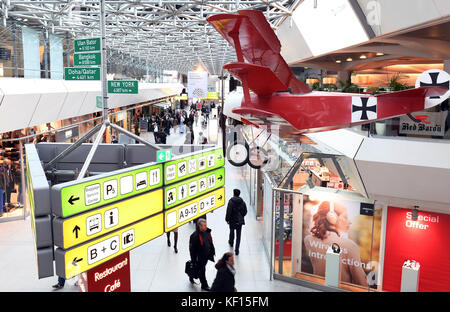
[352,98,377,120]
[420,72,449,99]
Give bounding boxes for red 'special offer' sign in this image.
[80,252,131,292]
[382,207,450,292]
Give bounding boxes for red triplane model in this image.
[207,10,449,143]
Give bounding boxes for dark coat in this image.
[211,262,235,292]
[226,196,247,226]
[189,227,215,265]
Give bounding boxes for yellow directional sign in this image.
[55,213,164,279]
[53,189,163,249]
[165,187,225,232]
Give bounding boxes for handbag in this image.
[185,260,199,279]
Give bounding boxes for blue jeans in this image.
[58,276,65,286]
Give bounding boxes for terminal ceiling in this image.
[2,0,301,75]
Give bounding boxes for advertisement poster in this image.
[301,195,382,289]
[382,207,450,292]
[399,111,447,137]
[187,71,208,99]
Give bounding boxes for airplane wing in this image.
[207,10,311,95]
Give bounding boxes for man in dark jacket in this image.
[189,218,215,291]
[226,189,247,255]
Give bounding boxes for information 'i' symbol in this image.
[109,211,114,226]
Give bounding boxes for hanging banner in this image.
[382,207,450,292]
[187,71,208,99]
[399,111,447,137]
[301,195,383,290]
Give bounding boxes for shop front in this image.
[257,128,450,292]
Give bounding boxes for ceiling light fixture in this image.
[360,55,367,59]
[346,57,353,62]
[376,52,384,56]
[336,60,342,63]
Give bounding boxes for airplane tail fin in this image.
[207,10,311,100]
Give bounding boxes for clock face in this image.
[229,144,248,164]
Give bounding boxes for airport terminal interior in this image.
[0,0,449,293]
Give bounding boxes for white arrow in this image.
[158,153,164,161]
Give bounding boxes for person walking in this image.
[166,227,178,253]
[189,218,215,291]
[226,189,247,256]
[210,252,236,292]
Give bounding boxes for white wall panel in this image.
[57,81,89,121]
[29,79,67,127]
[0,78,40,133]
[276,16,313,65]
[0,78,183,134]
[355,137,450,205]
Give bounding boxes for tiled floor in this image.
[0,117,318,292]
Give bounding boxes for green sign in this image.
[96,96,102,109]
[108,80,139,94]
[52,163,163,218]
[74,52,101,66]
[164,167,225,209]
[64,67,100,80]
[164,148,224,185]
[74,38,100,52]
[157,150,172,162]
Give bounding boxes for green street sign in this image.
[74,52,101,66]
[96,96,102,109]
[51,163,163,218]
[164,148,224,185]
[74,38,100,52]
[108,80,139,94]
[64,67,100,80]
[164,167,225,209]
[157,150,172,162]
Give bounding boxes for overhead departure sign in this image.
[165,187,225,232]
[52,163,163,218]
[55,213,164,279]
[108,80,139,94]
[64,67,100,80]
[74,52,101,66]
[74,38,101,52]
[53,189,163,249]
[164,167,225,209]
[164,148,224,185]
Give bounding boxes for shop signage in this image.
[383,207,450,292]
[157,149,172,162]
[83,251,131,292]
[164,167,225,209]
[64,67,100,80]
[53,189,163,249]
[360,203,375,216]
[163,148,224,185]
[74,38,101,53]
[165,187,225,231]
[207,91,219,99]
[107,80,139,94]
[187,71,208,99]
[74,52,101,66]
[399,111,447,137]
[51,163,163,218]
[55,213,163,279]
